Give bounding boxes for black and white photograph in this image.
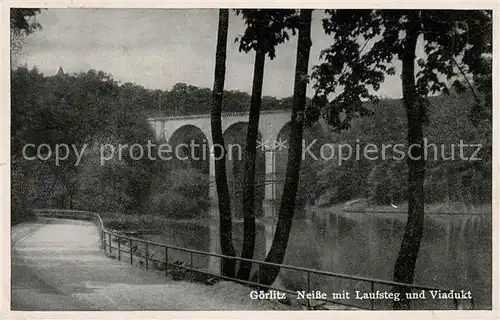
[5,3,496,315]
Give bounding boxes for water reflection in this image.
[146,205,492,309]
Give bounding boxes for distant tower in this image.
[56,66,65,76]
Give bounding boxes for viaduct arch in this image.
[148,109,292,217]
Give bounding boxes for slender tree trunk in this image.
[258,9,312,286]
[210,9,237,277]
[237,48,266,280]
[393,25,426,310]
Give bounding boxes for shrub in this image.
[11,157,34,225]
[147,168,210,219]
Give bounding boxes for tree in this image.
[210,9,238,277]
[11,65,161,215]
[312,9,491,309]
[11,9,43,67]
[466,56,492,204]
[10,9,42,33]
[234,9,300,280]
[257,9,313,286]
[10,8,43,224]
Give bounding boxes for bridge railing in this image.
[230,172,286,196]
[32,208,473,310]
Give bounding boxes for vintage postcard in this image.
[2,1,498,319]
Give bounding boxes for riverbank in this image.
[100,212,204,231]
[323,199,491,215]
[100,200,491,232]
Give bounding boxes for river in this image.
[143,204,492,310]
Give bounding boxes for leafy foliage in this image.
[11,67,167,218]
[10,8,44,67]
[10,8,43,34]
[234,9,300,59]
[9,63,301,225]
[299,92,491,207]
[142,82,296,117]
[312,9,492,130]
[148,168,210,219]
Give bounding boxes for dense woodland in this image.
[11,67,491,224]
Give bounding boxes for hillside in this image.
[11,67,491,225]
[296,91,491,210]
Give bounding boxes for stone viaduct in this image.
[148,109,292,208]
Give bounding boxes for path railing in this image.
[32,208,473,310]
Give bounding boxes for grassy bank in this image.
[100,211,212,231]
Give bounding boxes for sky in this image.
[16,9,407,99]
